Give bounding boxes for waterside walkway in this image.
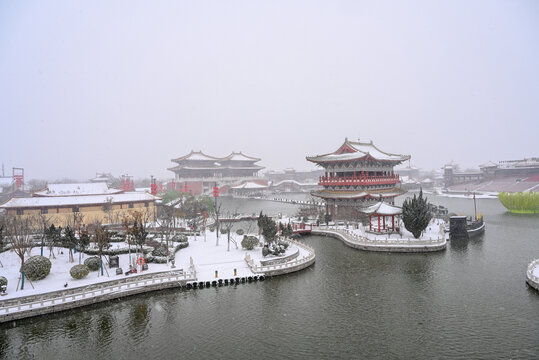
[312,228,447,252]
[0,239,316,323]
[0,268,195,323]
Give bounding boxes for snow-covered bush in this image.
[277,240,289,249]
[84,256,101,271]
[70,264,90,279]
[241,235,259,250]
[152,246,168,257]
[23,255,52,281]
[0,276,7,287]
[262,243,286,257]
[145,242,188,264]
[172,234,188,243]
[236,229,245,236]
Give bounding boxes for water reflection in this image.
[0,196,538,359]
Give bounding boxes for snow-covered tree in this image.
[402,189,432,239]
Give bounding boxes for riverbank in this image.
[0,232,315,323]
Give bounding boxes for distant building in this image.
[443,163,483,187]
[443,157,539,192]
[167,151,266,195]
[90,172,113,183]
[480,158,539,179]
[270,179,319,193]
[265,169,324,183]
[306,138,410,220]
[0,182,158,226]
[394,165,420,180]
[33,182,123,197]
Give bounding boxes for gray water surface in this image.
[1,196,538,359]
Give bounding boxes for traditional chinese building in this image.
[0,182,158,227]
[306,138,410,220]
[168,151,266,195]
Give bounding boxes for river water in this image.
[1,194,538,359]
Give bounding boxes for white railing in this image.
[527,259,539,283]
[244,239,315,274]
[317,228,445,246]
[0,269,196,316]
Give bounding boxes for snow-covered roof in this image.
[171,151,262,165]
[33,183,123,197]
[306,138,410,164]
[359,202,402,215]
[231,182,268,190]
[272,180,318,187]
[171,150,221,162]
[312,189,405,199]
[222,152,261,162]
[0,177,13,187]
[1,192,158,208]
[479,161,498,169]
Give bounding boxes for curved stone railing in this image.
[245,239,315,276]
[526,259,539,291]
[312,228,446,252]
[0,268,196,323]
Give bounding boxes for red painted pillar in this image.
[377,215,380,232]
[392,215,395,231]
[369,215,372,231]
[383,216,386,230]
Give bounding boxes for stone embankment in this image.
[526,259,539,291]
[312,228,446,252]
[0,268,195,323]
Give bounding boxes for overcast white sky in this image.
[1,0,537,181]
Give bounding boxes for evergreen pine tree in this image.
[402,189,432,239]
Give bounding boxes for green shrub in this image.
[0,276,7,287]
[84,256,101,271]
[499,191,539,213]
[241,235,259,250]
[23,255,52,281]
[236,229,245,236]
[70,264,90,279]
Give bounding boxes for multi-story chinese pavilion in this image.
[168,151,265,194]
[306,138,410,220]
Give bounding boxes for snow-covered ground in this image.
[0,231,307,300]
[532,261,539,279]
[321,217,447,241]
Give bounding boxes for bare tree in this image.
[157,204,175,264]
[124,210,149,261]
[92,221,111,277]
[102,198,114,225]
[5,215,36,290]
[201,210,208,242]
[36,212,52,257]
[45,224,62,259]
[212,202,222,246]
